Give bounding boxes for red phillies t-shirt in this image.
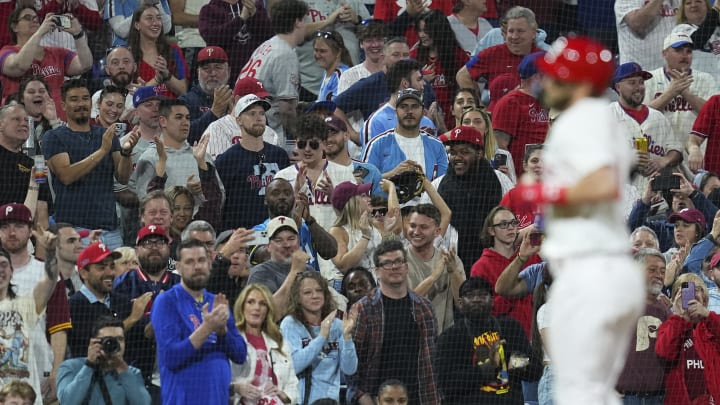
[244,332,278,386]
[691,94,720,174]
[137,43,188,99]
[491,89,549,177]
[0,45,76,121]
[500,187,537,230]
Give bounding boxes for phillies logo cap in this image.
[136,224,169,245]
[0,203,32,224]
[233,94,271,117]
[197,46,228,65]
[133,86,166,108]
[440,126,484,149]
[233,77,271,99]
[77,242,121,269]
[266,216,299,239]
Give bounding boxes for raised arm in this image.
[33,230,58,314]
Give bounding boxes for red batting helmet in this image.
[536,36,614,92]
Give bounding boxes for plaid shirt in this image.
[348,288,440,404]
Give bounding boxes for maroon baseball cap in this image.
[325,115,347,132]
[440,126,484,149]
[0,203,32,224]
[331,181,372,211]
[668,208,706,230]
[709,252,720,269]
[77,242,121,269]
[197,46,228,65]
[233,77,271,99]
[136,225,170,245]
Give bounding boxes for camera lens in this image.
[101,337,120,354]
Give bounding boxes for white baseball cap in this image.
[663,31,693,50]
[233,94,271,117]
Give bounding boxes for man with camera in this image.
[57,316,151,405]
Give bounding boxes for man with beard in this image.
[68,242,150,369]
[405,204,465,332]
[151,239,246,404]
[362,88,447,182]
[215,94,290,230]
[113,225,179,395]
[432,125,502,273]
[91,46,138,119]
[0,204,72,404]
[616,248,672,403]
[251,178,337,272]
[324,115,382,196]
[360,60,436,148]
[434,277,539,404]
[178,46,235,144]
[517,36,645,404]
[609,62,681,195]
[43,79,140,250]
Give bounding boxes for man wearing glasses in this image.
[348,240,439,405]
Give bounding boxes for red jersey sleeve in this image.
[691,94,720,139]
[46,276,72,336]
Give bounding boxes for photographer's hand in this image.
[86,338,104,367]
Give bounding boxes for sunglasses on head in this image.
[315,31,340,43]
[297,140,320,150]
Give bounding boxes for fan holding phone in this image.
[655,273,720,404]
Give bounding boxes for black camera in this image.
[100,336,120,355]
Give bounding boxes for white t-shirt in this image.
[542,98,634,259]
[0,295,42,405]
[394,134,425,172]
[337,63,372,95]
[615,0,680,70]
[537,302,551,363]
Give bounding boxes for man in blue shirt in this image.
[152,239,246,404]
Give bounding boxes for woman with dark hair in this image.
[280,271,357,405]
[93,85,128,128]
[1,7,92,119]
[164,185,195,239]
[411,9,469,130]
[231,284,298,404]
[313,31,352,101]
[17,76,63,151]
[500,143,544,229]
[127,4,188,98]
[340,267,376,306]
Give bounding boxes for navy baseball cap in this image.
[613,62,652,85]
[518,51,545,79]
[133,86,166,108]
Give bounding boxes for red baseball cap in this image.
[77,242,121,269]
[136,225,170,245]
[0,203,32,224]
[197,46,228,65]
[668,208,706,230]
[331,181,372,211]
[233,77,271,99]
[441,126,484,149]
[709,252,720,269]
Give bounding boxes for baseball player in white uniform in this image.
[519,37,645,405]
[615,0,680,70]
[643,30,718,155]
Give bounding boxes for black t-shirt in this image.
[380,294,420,404]
[0,146,51,205]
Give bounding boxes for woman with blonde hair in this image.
[313,30,353,101]
[231,284,298,404]
[113,246,139,277]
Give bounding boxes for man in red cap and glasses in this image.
[517,36,645,404]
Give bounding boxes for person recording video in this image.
[56,316,151,405]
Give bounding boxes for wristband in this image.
[120,148,132,158]
[518,183,568,205]
[689,190,699,200]
[73,30,85,40]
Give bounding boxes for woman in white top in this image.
[231,284,298,405]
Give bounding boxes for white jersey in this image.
[609,101,679,194]
[643,67,718,148]
[337,63,372,95]
[542,98,635,260]
[205,115,278,160]
[615,0,680,70]
[295,0,370,95]
[237,36,300,145]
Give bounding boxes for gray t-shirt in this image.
[248,259,315,293]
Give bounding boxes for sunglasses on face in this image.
[297,140,320,150]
